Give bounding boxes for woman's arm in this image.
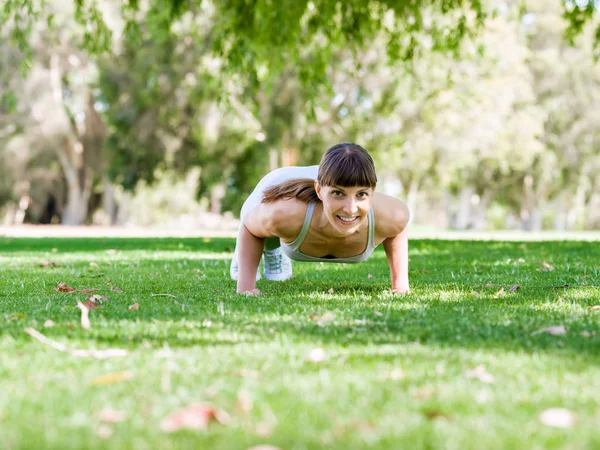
[382,227,410,294]
[236,223,265,294]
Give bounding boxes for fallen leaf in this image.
[328,288,334,294]
[484,283,494,287]
[44,320,55,328]
[76,301,91,329]
[537,261,555,272]
[423,410,448,420]
[99,407,127,423]
[367,274,373,279]
[54,282,77,293]
[87,294,110,304]
[465,365,495,383]
[382,368,404,380]
[90,262,99,268]
[493,288,505,298]
[80,289,98,294]
[111,286,124,293]
[531,325,567,336]
[236,391,253,413]
[255,422,275,437]
[539,408,576,428]
[91,371,133,386]
[25,328,128,359]
[471,291,480,296]
[509,284,520,293]
[306,347,326,362]
[35,260,60,268]
[411,387,437,400]
[128,303,139,311]
[82,300,101,310]
[316,312,335,326]
[160,404,230,432]
[95,424,113,439]
[588,305,600,311]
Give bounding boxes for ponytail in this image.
[261,179,320,204]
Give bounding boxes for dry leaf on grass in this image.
[315,312,335,326]
[90,262,99,268]
[306,347,326,362]
[128,303,139,311]
[35,260,61,268]
[493,288,505,298]
[87,294,109,304]
[484,283,494,287]
[54,282,77,293]
[509,284,520,293]
[588,305,600,311]
[160,404,230,432]
[328,288,334,294]
[255,422,275,437]
[95,424,113,439]
[537,261,555,272]
[367,274,373,279]
[539,408,576,428]
[44,320,55,328]
[472,291,480,296]
[111,286,124,293]
[76,301,91,329]
[381,368,404,380]
[80,289,98,294]
[531,325,567,336]
[465,365,495,384]
[91,371,133,386]
[24,328,128,359]
[99,407,127,423]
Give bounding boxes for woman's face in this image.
[314,182,374,235]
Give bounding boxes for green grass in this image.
[1,237,599,450]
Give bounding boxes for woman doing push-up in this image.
[230,142,410,296]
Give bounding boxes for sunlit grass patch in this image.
[0,237,599,449]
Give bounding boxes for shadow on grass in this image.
[3,237,599,362]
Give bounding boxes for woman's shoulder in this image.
[372,193,410,238]
[260,198,310,239]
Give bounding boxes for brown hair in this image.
[262,143,377,204]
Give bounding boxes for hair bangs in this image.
[318,144,377,188]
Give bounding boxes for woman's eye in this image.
[332,191,343,196]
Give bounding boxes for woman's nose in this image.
[343,198,358,214]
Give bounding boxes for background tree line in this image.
[1,0,599,230]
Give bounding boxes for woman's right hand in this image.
[238,288,261,296]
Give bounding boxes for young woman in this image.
[230,143,410,296]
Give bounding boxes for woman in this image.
[230,143,410,296]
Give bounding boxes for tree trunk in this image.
[472,190,492,231]
[102,175,118,225]
[62,184,89,225]
[452,186,475,230]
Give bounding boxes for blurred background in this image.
[1,0,600,234]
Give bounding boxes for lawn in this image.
[0,237,599,450]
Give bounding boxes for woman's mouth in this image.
[336,215,359,225]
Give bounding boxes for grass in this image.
[0,237,599,450]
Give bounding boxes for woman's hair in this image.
[262,143,377,204]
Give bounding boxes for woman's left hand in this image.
[391,287,410,295]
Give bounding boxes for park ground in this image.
[0,234,599,449]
